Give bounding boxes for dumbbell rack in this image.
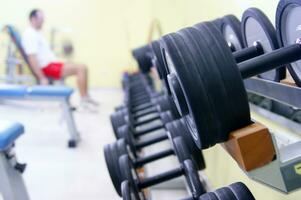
[220,77,301,193]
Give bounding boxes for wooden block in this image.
[221,122,276,171]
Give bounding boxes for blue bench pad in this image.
[0,85,73,98]
[0,121,24,151]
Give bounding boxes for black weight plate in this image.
[189,22,251,146]
[119,155,142,200]
[212,18,223,31]
[132,44,153,74]
[166,96,181,118]
[162,32,216,149]
[198,192,219,200]
[242,7,286,81]
[117,125,138,158]
[214,187,236,200]
[121,180,132,200]
[172,136,191,163]
[194,23,249,144]
[221,15,244,51]
[103,143,122,196]
[167,118,205,170]
[178,118,206,170]
[151,40,172,95]
[203,22,251,141]
[117,138,128,156]
[183,159,206,198]
[276,0,301,87]
[110,110,127,139]
[177,27,220,148]
[228,182,255,200]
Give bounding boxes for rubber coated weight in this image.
[214,187,236,200]
[121,181,132,200]
[228,182,255,200]
[182,159,206,198]
[198,192,219,200]
[132,44,153,73]
[193,23,243,148]
[166,118,206,170]
[220,15,244,51]
[151,40,172,95]
[172,136,191,164]
[276,0,301,86]
[115,119,205,170]
[242,7,286,81]
[119,155,143,200]
[104,144,123,196]
[163,22,251,149]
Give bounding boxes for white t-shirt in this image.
[22,27,57,68]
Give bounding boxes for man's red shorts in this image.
[42,62,64,80]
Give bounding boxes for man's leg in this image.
[61,63,88,98]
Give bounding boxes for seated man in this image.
[22,9,98,111]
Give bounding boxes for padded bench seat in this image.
[0,120,24,150]
[0,85,73,98]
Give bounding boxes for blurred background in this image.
[0,0,278,87]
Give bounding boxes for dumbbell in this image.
[115,111,175,155]
[118,146,205,200]
[150,13,274,108]
[111,95,180,139]
[132,45,153,74]
[122,181,255,200]
[161,15,301,149]
[276,0,301,87]
[104,119,206,196]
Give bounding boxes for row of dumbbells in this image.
[104,1,301,198]
[105,72,255,199]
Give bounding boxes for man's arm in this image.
[27,55,49,85]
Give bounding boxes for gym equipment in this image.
[111,95,179,138]
[276,0,301,86]
[104,118,206,195]
[0,120,29,200]
[241,8,286,81]
[151,14,269,102]
[121,181,255,200]
[1,25,35,84]
[0,84,80,147]
[220,15,244,51]
[160,11,301,192]
[4,25,64,85]
[115,111,174,155]
[104,120,206,195]
[161,19,301,149]
[132,45,153,74]
[118,152,205,200]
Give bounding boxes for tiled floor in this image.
[0,88,122,200]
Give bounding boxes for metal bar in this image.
[134,149,174,167]
[239,43,301,79]
[138,167,183,189]
[244,78,301,108]
[135,132,168,149]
